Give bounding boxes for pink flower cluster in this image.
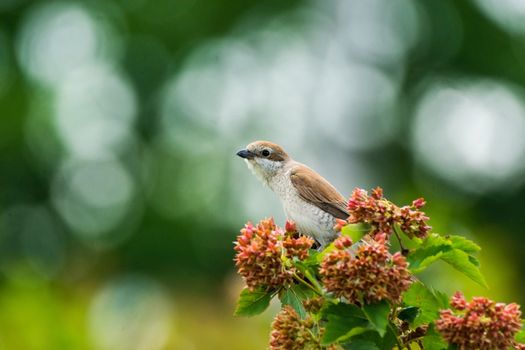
[234,218,314,291]
[346,187,431,239]
[270,306,337,350]
[269,306,317,350]
[436,292,524,350]
[319,234,412,304]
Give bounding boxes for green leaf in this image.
[317,224,369,264]
[403,282,441,327]
[343,328,396,350]
[407,234,451,273]
[398,306,419,323]
[515,321,525,343]
[362,300,390,337]
[292,259,323,293]
[234,287,273,317]
[408,245,450,273]
[382,323,401,349]
[468,254,480,267]
[342,339,380,350]
[303,249,321,266]
[440,249,488,288]
[316,242,336,263]
[278,284,314,318]
[279,287,307,319]
[341,223,369,242]
[321,303,369,345]
[432,289,450,309]
[407,234,487,288]
[423,323,448,350]
[448,235,481,254]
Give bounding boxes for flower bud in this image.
[285,220,297,233]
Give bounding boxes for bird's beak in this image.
[236,149,255,159]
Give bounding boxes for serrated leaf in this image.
[440,249,488,288]
[408,233,485,284]
[341,223,369,242]
[408,244,450,273]
[279,287,307,319]
[448,235,481,254]
[423,323,448,350]
[234,287,273,317]
[321,303,369,345]
[403,283,441,327]
[407,234,452,273]
[362,300,390,337]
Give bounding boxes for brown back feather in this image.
[290,165,349,220]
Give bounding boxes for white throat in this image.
[244,158,284,187]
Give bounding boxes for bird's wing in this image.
[290,165,349,220]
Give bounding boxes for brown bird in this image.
[236,141,348,247]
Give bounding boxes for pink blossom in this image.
[234,218,314,291]
[347,187,431,239]
[319,233,412,304]
[436,292,523,350]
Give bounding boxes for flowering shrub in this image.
[233,187,525,349]
[319,234,412,304]
[234,218,314,291]
[347,187,430,239]
[269,306,326,350]
[436,292,522,350]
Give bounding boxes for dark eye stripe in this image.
[267,152,285,161]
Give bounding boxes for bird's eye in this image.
[262,149,270,157]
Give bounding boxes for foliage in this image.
[233,187,525,349]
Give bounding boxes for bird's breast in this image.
[268,171,337,246]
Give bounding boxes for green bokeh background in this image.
[1,0,525,349]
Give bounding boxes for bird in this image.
[236,140,348,247]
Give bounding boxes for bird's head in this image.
[236,141,290,183]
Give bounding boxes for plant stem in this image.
[303,270,324,294]
[393,226,409,256]
[389,323,404,350]
[294,272,323,296]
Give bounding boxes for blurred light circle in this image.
[334,0,420,65]
[16,2,116,86]
[313,58,399,151]
[473,0,525,35]
[159,30,321,157]
[412,79,525,193]
[89,275,173,350]
[160,40,266,143]
[51,157,137,246]
[55,64,137,158]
